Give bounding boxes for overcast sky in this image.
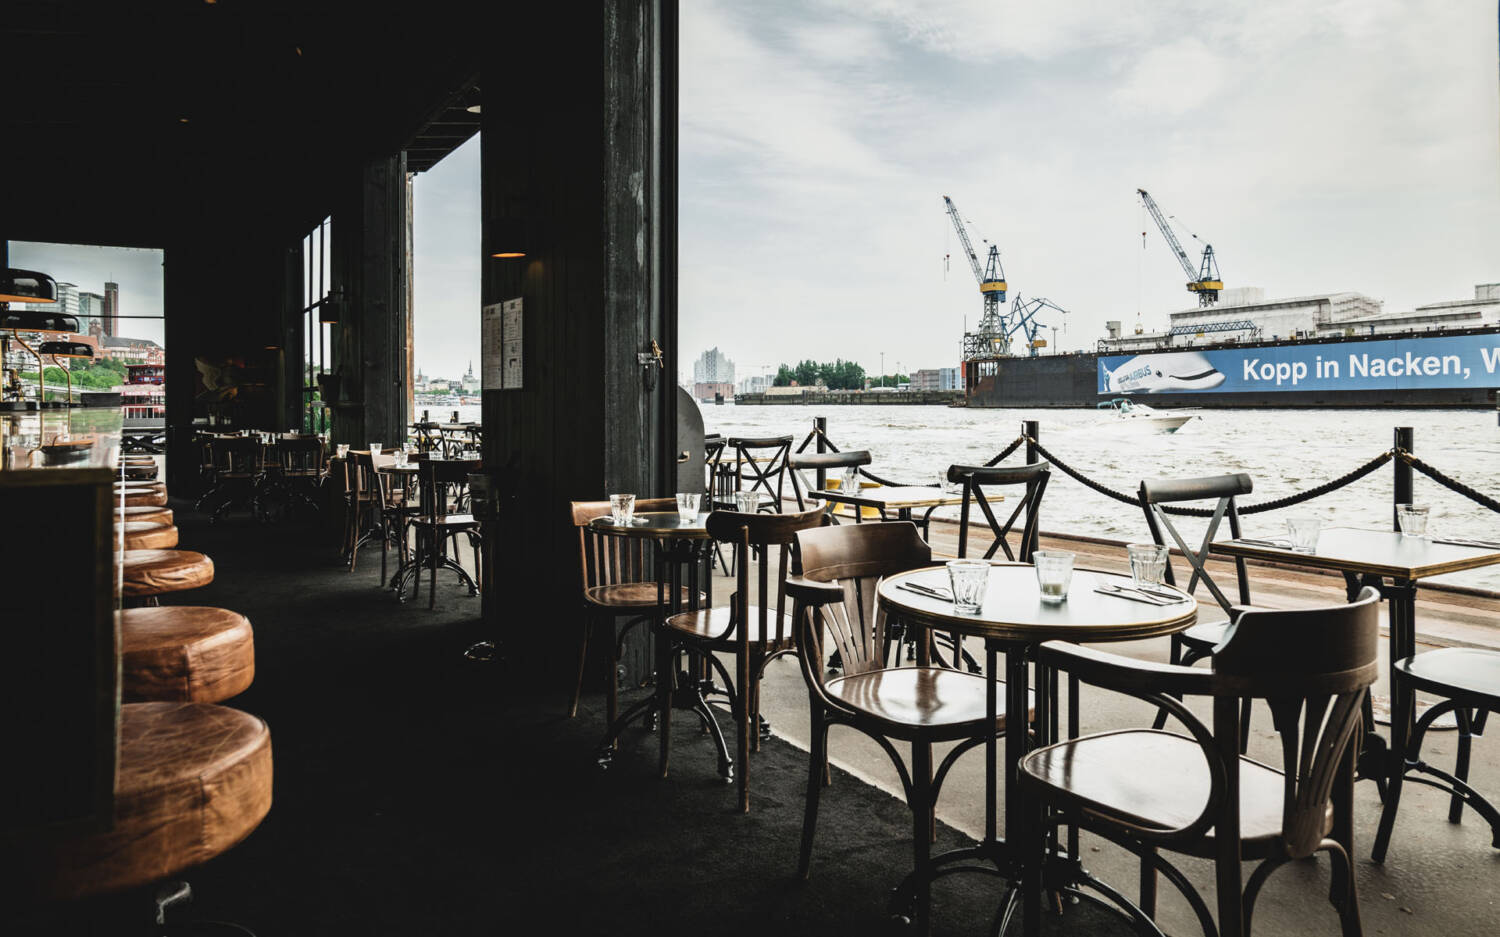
[677,0,1500,383]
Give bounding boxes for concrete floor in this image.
[677,554,1500,937]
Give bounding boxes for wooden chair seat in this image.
[410,512,477,528]
[1021,728,1331,857]
[120,488,169,507]
[664,605,794,648]
[1179,617,1231,653]
[118,504,174,526]
[27,702,272,902]
[122,521,179,550]
[1397,647,1500,706]
[122,607,255,703]
[585,582,699,609]
[119,549,214,598]
[825,666,1017,741]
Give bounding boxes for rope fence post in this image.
[814,416,827,492]
[1024,419,1040,556]
[1394,426,1413,531]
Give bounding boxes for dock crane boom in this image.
[945,195,1021,356]
[1137,188,1222,306]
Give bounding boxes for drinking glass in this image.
[392,449,408,468]
[1397,503,1430,539]
[734,490,761,513]
[1286,517,1321,553]
[609,493,636,526]
[841,467,860,496]
[369,442,382,457]
[676,492,700,522]
[946,560,989,615]
[1126,543,1168,589]
[335,443,350,459]
[1034,550,1075,603]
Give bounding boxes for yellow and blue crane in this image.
[945,195,1065,358]
[1138,188,1223,306]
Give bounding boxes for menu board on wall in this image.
[481,298,524,390]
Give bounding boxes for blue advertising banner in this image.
[1097,334,1500,395]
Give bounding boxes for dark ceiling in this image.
[2,1,483,248]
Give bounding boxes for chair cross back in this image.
[1138,473,1252,615]
[725,435,793,511]
[788,449,871,510]
[947,462,1049,561]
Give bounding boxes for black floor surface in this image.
[16,501,1129,936]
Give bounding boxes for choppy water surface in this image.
[702,403,1500,591]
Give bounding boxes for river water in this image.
[699,403,1500,591]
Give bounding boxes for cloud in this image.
[1110,39,1228,117]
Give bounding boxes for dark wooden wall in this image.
[481,0,677,674]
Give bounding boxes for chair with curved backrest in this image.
[1017,588,1381,937]
[948,462,1050,561]
[788,449,871,517]
[787,521,1016,924]
[274,435,325,516]
[566,497,687,726]
[1372,647,1500,862]
[407,457,483,608]
[203,436,265,524]
[661,504,826,812]
[349,451,400,581]
[718,435,793,513]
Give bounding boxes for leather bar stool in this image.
[120,463,158,480]
[115,480,167,493]
[121,607,255,703]
[122,521,179,550]
[10,702,272,912]
[119,549,214,606]
[119,488,169,507]
[119,504,174,526]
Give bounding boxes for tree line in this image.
[772,359,866,390]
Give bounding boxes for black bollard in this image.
[1024,420,1040,557]
[1393,426,1413,531]
[814,416,827,492]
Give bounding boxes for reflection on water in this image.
[702,403,1500,591]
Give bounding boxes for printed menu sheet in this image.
[481,298,524,390]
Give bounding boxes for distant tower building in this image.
[103,281,119,337]
[693,347,735,386]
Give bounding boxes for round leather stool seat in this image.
[119,488,169,507]
[118,505,174,526]
[115,480,167,494]
[122,521,179,550]
[27,702,272,901]
[122,607,254,702]
[119,550,214,599]
[120,463,158,480]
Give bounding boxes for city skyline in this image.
[5,241,165,346]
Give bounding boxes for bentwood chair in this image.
[947,462,1050,561]
[788,449,872,517]
[787,521,1016,921]
[203,436,266,524]
[661,504,826,812]
[717,435,793,513]
[1372,646,1500,861]
[567,498,691,725]
[1017,588,1380,937]
[1138,473,1259,741]
[350,452,402,583]
[404,458,483,608]
[273,435,325,516]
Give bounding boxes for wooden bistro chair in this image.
[201,436,265,524]
[1016,588,1380,937]
[661,504,825,812]
[787,521,1016,906]
[1138,473,1260,744]
[718,435,793,514]
[348,451,402,581]
[567,498,693,726]
[788,449,872,520]
[404,458,483,608]
[948,462,1050,561]
[274,434,325,516]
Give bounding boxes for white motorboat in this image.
[1096,397,1198,434]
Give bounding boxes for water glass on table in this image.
[734,490,762,513]
[676,492,700,522]
[841,467,860,496]
[946,559,989,615]
[1127,543,1168,589]
[335,443,350,460]
[1034,550,1075,603]
[609,493,636,525]
[392,448,408,468]
[369,442,383,457]
[1397,503,1430,539]
[1286,516,1321,553]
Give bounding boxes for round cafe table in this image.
[588,511,715,767]
[875,562,1197,926]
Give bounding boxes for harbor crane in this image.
[945,195,1064,357]
[1137,188,1223,306]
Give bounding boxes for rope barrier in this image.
[1398,450,1500,515]
[1023,437,1393,517]
[985,436,1025,467]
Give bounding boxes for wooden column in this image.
[481,0,677,678]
